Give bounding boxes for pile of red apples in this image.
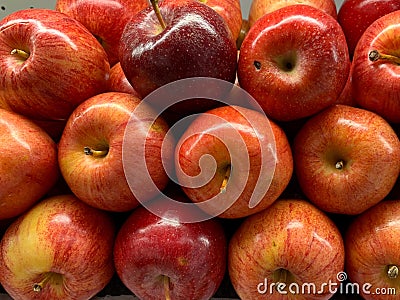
[0,0,400,299]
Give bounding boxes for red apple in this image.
[335,62,357,106]
[0,194,116,300]
[345,199,400,299]
[0,8,110,121]
[58,92,174,212]
[30,119,67,142]
[119,0,237,98]
[228,199,345,300]
[338,0,400,59]
[175,105,293,219]
[0,109,59,220]
[238,5,350,121]
[55,0,149,66]
[196,0,243,43]
[113,198,227,300]
[248,0,338,27]
[293,104,400,215]
[108,62,141,98]
[351,10,400,123]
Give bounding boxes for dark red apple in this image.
[113,198,227,299]
[119,0,237,98]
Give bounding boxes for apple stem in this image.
[33,275,51,293]
[369,50,400,65]
[335,160,344,170]
[150,0,166,30]
[10,48,30,60]
[163,275,171,300]
[387,265,399,279]
[220,166,231,193]
[84,146,108,158]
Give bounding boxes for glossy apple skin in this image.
[197,0,242,42]
[58,92,174,212]
[335,62,357,106]
[113,202,227,300]
[248,0,338,27]
[108,62,141,98]
[0,109,59,220]
[352,10,400,123]
[228,199,345,300]
[0,8,110,121]
[0,194,116,300]
[338,0,400,59]
[345,200,400,300]
[175,105,293,219]
[119,0,237,98]
[55,0,149,66]
[294,104,400,215]
[238,5,350,122]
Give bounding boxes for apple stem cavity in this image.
[10,48,30,60]
[33,272,63,293]
[84,146,108,158]
[387,265,399,279]
[150,0,166,30]
[163,275,171,300]
[272,268,294,287]
[369,50,400,65]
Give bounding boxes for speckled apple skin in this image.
[0,109,59,220]
[293,104,400,215]
[238,5,350,122]
[248,0,338,27]
[338,0,400,58]
[345,199,400,300]
[199,0,243,42]
[55,0,149,66]
[175,105,293,219]
[58,92,174,212]
[113,204,227,300]
[0,9,110,121]
[352,10,400,123]
[119,0,237,98]
[0,195,116,300]
[228,199,345,300]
